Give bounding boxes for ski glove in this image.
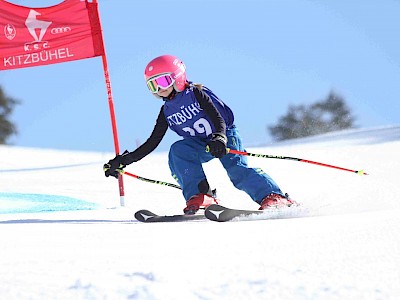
[207,133,228,158]
[104,150,129,178]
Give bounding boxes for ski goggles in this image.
[146,73,175,93]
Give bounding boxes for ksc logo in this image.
[4,24,16,40]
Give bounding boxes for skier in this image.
[104,54,294,214]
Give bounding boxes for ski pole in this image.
[226,148,369,175]
[123,171,182,189]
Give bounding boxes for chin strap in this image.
[163,89,176,101]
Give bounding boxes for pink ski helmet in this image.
[144,55,187,94]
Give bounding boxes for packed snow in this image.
[0,125,399,300]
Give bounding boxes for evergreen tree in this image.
[0,86,19,144]
[268,91,355,141]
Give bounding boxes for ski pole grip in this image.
[205,146,230,154]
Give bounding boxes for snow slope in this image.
[0,125,399,300]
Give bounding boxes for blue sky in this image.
[1,0,399,152]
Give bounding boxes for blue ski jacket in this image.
[122,83,234,165]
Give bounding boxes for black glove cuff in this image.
[118,150,132,166]
[211,133,227,145]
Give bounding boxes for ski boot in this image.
[259,193,295,210]
[184,194,218,215]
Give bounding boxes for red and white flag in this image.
[0,0,104,70]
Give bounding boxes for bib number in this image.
[182,118,212,136]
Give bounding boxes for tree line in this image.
[0,86,18,144]
[268,91,355,141]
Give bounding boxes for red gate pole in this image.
[95,0,125,206]
[102,59,125,206]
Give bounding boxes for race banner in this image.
[0,0,105,70]
[0,0,125,204]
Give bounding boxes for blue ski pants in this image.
[168,126,283,203]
